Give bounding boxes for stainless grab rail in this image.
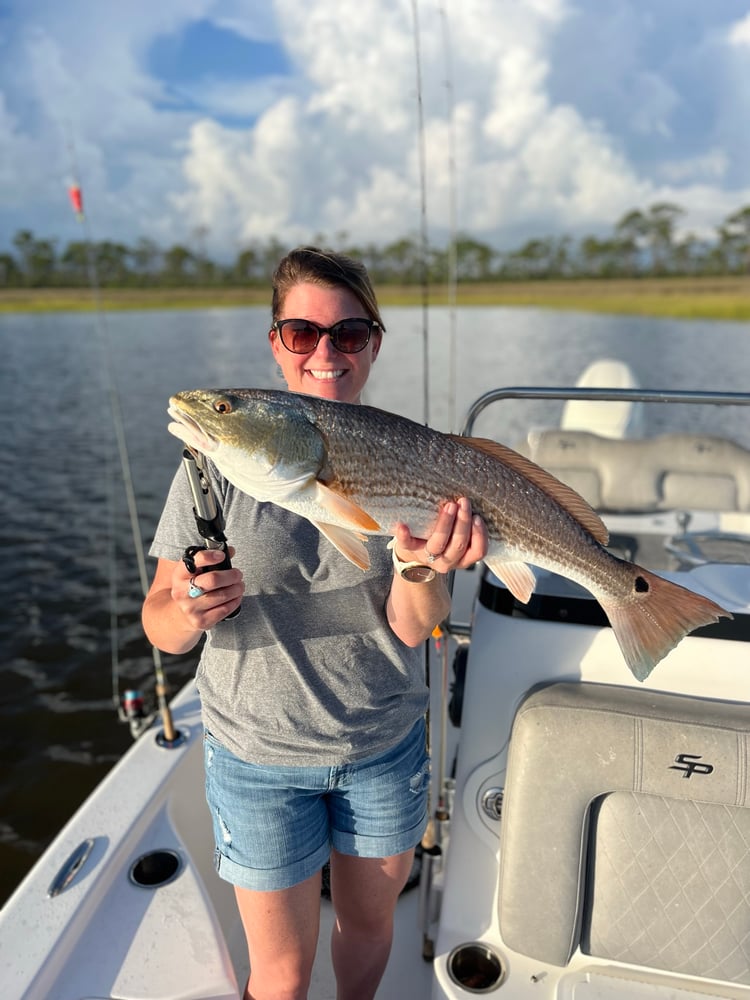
[461,387,750,437]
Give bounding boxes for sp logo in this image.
[669,753,714,779]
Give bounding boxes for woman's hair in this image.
[271,246,385,330]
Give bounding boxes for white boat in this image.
[2,365,750,1000]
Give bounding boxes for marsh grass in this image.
[1,276,748,321]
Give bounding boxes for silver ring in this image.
[188,578,205,599]
[425,550,438,564]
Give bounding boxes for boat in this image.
[2,363,749,999]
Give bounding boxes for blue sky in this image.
[1,0,749,260]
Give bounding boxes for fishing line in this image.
[440,1,459,432]
[410,0,430,427]
[410,8,450,947]
[66,130,176,742]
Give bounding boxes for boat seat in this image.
[498,682,750,982]
[519,430,750,512]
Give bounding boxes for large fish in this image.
[167,388,731,681]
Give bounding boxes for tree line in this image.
[2,202,749,289]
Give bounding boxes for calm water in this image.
[1,304,749,904]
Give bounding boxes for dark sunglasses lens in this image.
[282,321,320,353]
[331,321,371,353]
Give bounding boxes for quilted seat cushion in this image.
[584,792,750,983]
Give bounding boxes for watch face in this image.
[403,564,437,583]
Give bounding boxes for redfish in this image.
[167,388,731,680]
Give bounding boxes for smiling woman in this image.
[142,245,488,1000]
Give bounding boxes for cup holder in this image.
[447,942,506,993]
[129,849,182,889]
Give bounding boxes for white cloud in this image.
[173,0,656,250]
[171,75,296,119]
[0,0,748,257]
[728,12,750,47]
[658,151,729,185]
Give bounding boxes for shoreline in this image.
[1,275,749,321]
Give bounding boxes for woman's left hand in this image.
[392,497,489,575]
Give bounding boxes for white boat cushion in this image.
[498,682,750,977]
[583,792,750,981]
[520,431,750,512]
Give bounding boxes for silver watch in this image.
[389,542,437,583]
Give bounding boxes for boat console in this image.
[429,382,750,999]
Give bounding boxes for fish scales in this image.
[312,397,607,581]
[167,387,731,680]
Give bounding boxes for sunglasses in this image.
[272,317,382,355]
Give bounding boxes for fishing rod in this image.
[411,0,431,427]
[411,2,464,960]
[66,135,178,746]
[440,0,459,433]
[409,2,460,958]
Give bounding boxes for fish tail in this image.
[601,568,732,682]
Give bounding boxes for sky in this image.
[1,0,750,261]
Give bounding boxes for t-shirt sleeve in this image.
[149,464,207,562]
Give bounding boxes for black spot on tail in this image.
[634,575,649,593]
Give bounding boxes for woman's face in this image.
[269,282,382,403]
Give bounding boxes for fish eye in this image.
[214,398,232,414]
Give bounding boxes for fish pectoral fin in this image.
[485,558,537,604]
[314,482,381,532]
[314,522,371,571]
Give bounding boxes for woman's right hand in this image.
[142,550,244,654]
[170,547,244,631]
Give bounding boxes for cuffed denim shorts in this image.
[203,718,430,891]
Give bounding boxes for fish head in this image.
[167,388,326,500]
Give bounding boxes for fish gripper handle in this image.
[181,544,240,620]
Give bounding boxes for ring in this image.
[425,550,438,564]
[188,578,205,599]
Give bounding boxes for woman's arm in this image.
[386,497,488,646]
[142,548,244,654]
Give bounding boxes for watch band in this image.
[387,539,437,583]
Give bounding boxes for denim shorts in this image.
[203,718,430,891]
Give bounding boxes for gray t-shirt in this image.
[149,460,428,766]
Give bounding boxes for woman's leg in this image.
[234,870,322,1000]
[328,847,415,1000]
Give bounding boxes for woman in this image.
[142,247,488,1000]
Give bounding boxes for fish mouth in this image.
[167,404,218,454]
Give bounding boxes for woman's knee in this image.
[234,877,321,999]
[329,850,414,933]
[246,958,313,1000]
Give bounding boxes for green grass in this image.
[448,277,750,321]
[1,276,749,321]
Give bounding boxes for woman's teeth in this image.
[308,370,344,380]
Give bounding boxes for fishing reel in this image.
[117,688,155,740]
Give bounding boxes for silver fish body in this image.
[167,388,731,680]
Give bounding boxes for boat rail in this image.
[460,386,750,436]
[444,385,750,637]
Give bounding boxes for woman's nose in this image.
[312,333,340,358]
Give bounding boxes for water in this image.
[1,304,749,904]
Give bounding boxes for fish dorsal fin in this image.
[450,434,609,545]
[314,521,371,571]
[314,481,381,533]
